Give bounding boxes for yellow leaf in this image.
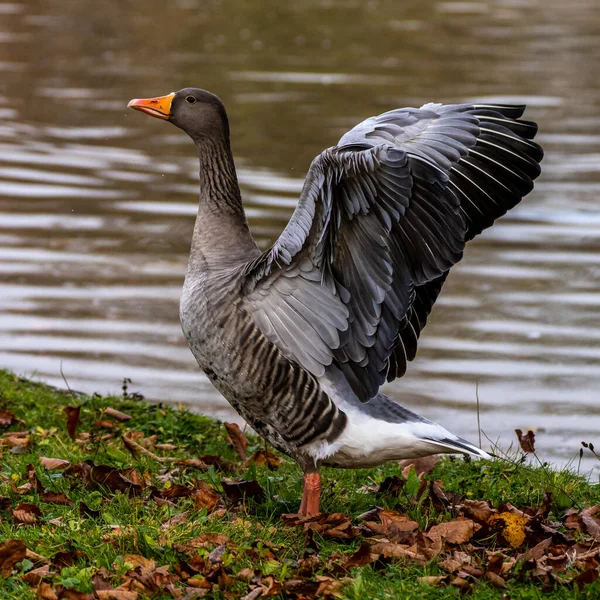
[488,512,528,547]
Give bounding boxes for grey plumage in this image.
[244,103,542,403]
[129,90,542,479]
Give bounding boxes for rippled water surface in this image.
[1,0,599,472]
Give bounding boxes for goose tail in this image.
[419,428,492,460]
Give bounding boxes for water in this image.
[1,0,599,473]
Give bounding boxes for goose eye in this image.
[186,96,196,104]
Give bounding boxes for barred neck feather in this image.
[188,138,259,270]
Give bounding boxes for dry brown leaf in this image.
[26,463,44,493]
[104,407,132,421]
[37,582,59,600]
[64,406,81,440]
[122,433,164,463]
[155,443,177,451]
[96,591,138,600]
[124,554,155,574]
[60,591,94,600]
[399,455,439,477]
[515,428,536,453]
[0,408,21,428]
[461,499,495,522]
[161,511,190,529]
[224,422,248,460]
[580,506,600,540]
[244,449,282,470]
[427,518,480,545]
[21,564,55,585]
[486,571,507,589]
[156,482,194,500]
[573,567,599,590]
[174,533,232,554]
[41,491,73,506]
[282,579,320,597]
[89,465,142,495]
[0,538,26,577]
[344,541,374,568]
[370,541,427,563]
[380,510,419,533]
[521,537,552,561]
[39,457,70,470]
[439,557,463,574]
[12,502,42,525]
[95,420,118,430]
[193,481,221,512]
[417,576,447,586]
[221,479,265,503]
[25,548,49,565]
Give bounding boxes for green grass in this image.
[0,369,599,599]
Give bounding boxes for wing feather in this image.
[242,102,543,401]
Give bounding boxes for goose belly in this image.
[310,402,456,468]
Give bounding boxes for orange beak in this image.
[127,93,175,120]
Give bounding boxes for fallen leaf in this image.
[521,537,552,562]
[95,419,118,430]
[489,512,528,548]
[370,541,427,563]
[155,443,177,451]
[344,541,374,568]
[26,463,44,493]
[461,499,495,523]
[0,408,20,428]
[224,422,248,460]
[21,564,55,585]
[194,481,221,512]
[374,475,405,495]
[156,482,194,500]
[60,591,94,600]
[104,407,132,421]
[12,502,42,525]
[183,455,237,473]
[573,568,599,590]
[0,538,26,577]
[37,582,59,600]
[122,433,164,462]
[486,571,507,589]
[64,406,81,440]
[90,465,142,495]
[399,455,439,477]
[174,533,231,554]
[515,429,536,453]
[427,518,480,545]
[161,511,190,529]
[417,576,447,586]
[221,479,265,503]
[96,591,138,600]
[282,579,320,596]
[41,491,73,506]
[244,449,282,470]
[39,457,71,470]
[580,506,600,540]
[80,501,101,519]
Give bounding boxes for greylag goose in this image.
[128,89,542,516]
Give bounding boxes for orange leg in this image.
[299,472,321,517]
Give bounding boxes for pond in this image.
[1,0,599,472]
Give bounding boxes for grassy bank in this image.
[0,369,599,599]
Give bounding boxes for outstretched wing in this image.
[241,103,542,401]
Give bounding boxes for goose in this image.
[128,89,542,517]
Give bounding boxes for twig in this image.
[476,381,482,450]
[60,361,76,397]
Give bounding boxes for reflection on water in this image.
[1,0,599,472]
